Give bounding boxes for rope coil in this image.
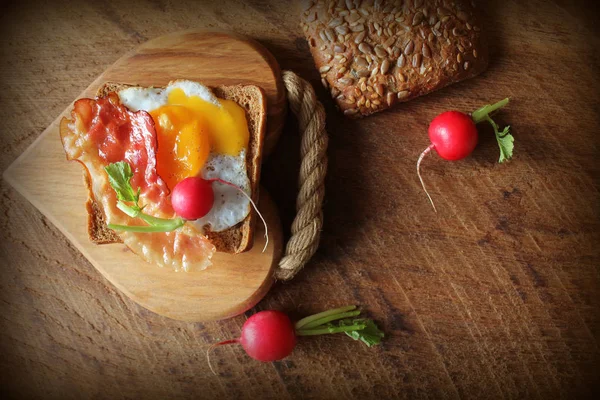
[275,71,328,281]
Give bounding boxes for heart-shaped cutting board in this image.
[3,31,286,321]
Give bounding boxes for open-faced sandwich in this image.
[60,80,266,271]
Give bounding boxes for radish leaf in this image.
[484,115,514,163]
[471,98,514,163]
[471,98,509,124]
[496,125,514,163]
[340,318,384,347]
[294,306,385,347]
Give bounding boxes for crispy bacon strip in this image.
[60,93,215,271]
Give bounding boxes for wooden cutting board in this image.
[3,31,286,322]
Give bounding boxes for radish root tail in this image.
[206,339,239,376]
[211,179,269,253]
[417,144,437,213]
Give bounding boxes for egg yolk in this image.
[168,88,249,155]
[150,105,210,190]
[149,88,250,190]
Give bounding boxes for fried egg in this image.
[118,81,251,233]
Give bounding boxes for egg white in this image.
[192,152,251,232]
[117,80,251,233]
[118,80,220,111]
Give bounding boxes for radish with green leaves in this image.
[417,98,514,211]
[207,305,384,372]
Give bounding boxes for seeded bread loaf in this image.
[300,0,488,118]
[85,82,267,254]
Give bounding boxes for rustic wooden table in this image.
[1,1,598,399]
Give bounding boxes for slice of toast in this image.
[85,81,266,253]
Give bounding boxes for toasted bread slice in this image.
[85,81,266,253]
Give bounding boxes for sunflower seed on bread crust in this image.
[300,0,488,118]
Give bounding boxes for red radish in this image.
[417,111,477,212]
[171,176,270,252]
[207,310,296,374]
[207,306,384,374]
[171,176,214,220]
[427,111,478,161]
[237,311,297,362]
[240,311,297,361]
[417,99,513,212]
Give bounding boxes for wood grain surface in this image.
[1,0,598,399]
[3,30,285,322]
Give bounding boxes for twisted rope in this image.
[275,70,328,281]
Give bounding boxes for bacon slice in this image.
[60,93,215,271]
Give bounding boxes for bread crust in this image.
[300,0,489,118]
[84,81,266,254]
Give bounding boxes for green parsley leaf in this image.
[104,161,140,203]
[340,318,384,347]
[103,161,184,233]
